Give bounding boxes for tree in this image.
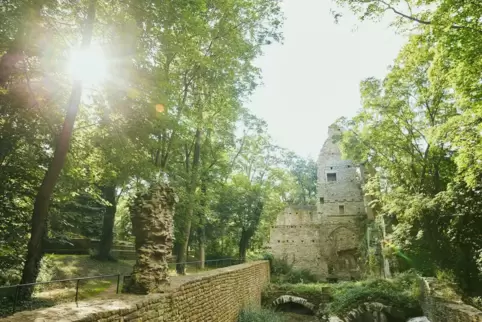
[0,0,284,288]
[335,14,482,293]
[20,0,97,291]
[0,0,48,87]
[214,115,288,260]
[284,152,317,205]
[334,0,482,189]
[127,0,283,274]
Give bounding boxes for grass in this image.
[269,283,329,294]
[238,306,285,322]
[42,254,216,280]
[43,254,135,279]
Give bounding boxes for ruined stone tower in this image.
[267,124,366,280]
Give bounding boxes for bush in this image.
[270,257,318,284]
[238,306,285,322]
[325,276,422,318]
[271,257,292,276]
[283,268,318,284]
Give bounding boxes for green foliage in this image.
[266,282,327,296]
[0,0,290,284]
[334,0,482,295]
[114,197,133,242]
[325,275,422,317]
[283,152,318,205]
[238,306,285,322]
[466,297,482,311]
[270,257,319,284]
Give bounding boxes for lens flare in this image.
[68,45,107,84]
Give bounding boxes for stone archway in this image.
[272,295,316,315]
[325,226,360,278]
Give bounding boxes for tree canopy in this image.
[335,0,482,294]
[0,0,318,288]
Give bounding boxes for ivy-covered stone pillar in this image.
[124,183,178,294]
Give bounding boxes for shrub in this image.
[271,257,293,276]
[270,257,318,284]
[325,276,422,318]
[238,306,285,322]
[262,253,274,272]
[284,268,318,284]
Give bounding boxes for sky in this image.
[247,0,407,160]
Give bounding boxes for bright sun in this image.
[68,45,107,85]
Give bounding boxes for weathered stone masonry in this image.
[5,261,270,322]
[420,277,482,322]
[267,124,366,279]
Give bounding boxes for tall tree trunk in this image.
[19,0,96,296]
[199,227,205,269]
[96,185,117,261]
[175,215,192,274]
[238,228,252,262]
[176,127,202,275]
[380,216,391,278]
[198,183,207,269]
[238,199,263,262]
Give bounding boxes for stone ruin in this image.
[124,183,178,294]
[266,124,372,280]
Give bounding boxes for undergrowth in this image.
[268,255,318,284]
[238,306,285,322]
[325,271,422,317]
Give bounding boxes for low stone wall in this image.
[5,261,270,322]
[420,277,482,322]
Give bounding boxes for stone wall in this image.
[267,213,360,278]
[420,277,482,322]
[5,261,270,322]
[317,125,365,216]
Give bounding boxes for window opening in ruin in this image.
[330,167,333,170]
[328,264,335,274]
[312,240,315,242]
[327,173,337,182]
[319,197,324,204]
[339,205,345,214]
[278,240,280,243]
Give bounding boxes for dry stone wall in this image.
[420,277,482,322]
[4,261,270,322]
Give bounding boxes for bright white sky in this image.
[247,0,407,160]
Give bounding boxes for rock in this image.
[124,183,178,294]
[407,318,430,322]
